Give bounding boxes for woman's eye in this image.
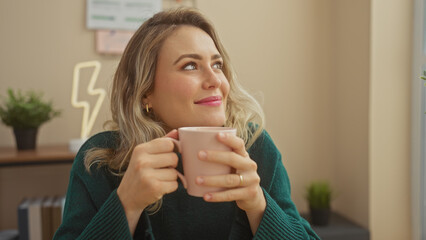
[212,62,223,70]
[183,62,196,70]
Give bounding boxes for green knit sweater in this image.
[53,130,319,239]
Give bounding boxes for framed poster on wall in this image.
[86,0,162,31]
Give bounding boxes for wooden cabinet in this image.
[0,145,75,167]
[0,146,75,230]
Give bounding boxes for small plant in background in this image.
[305,180,333,226]
[306,181,332,209]
[0,88,61,129]
[0,88,61,150]
[421,70,426,85]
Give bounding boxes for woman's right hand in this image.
[117,129,180,234]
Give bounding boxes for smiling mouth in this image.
[194,96,222,106]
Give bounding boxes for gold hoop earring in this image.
[145,104,150,113]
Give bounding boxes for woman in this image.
[54,8,319,239]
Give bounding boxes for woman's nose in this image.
[202,67,221,89]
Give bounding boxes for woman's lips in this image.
[194,96,222,106]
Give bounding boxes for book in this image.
[17,198,31,240]
[51,196,64,236]
[28,197,44,240]
[41,196,54,240]
[17,195,66,240]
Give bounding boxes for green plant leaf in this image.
[305,181,333,209]
[0,88,61,129]
[421,70,426,85]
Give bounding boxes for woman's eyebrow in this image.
[173,53,222,65]
[211,54,222,60]
[174,54,201,65]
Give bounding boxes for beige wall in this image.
[0,0,414,239]
[369,0,412,239]
[332,0,371,228]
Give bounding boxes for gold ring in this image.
[238,173,244,186]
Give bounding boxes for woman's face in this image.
[146,25,230,130]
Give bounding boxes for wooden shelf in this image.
[0,145,76,167]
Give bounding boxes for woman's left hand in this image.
[196,132,266,214]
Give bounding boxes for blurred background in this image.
[0,0,416,239]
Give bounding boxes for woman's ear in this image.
[142,95,152,113]
[142,94,153,109]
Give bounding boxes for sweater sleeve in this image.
[53,176,132,239]
[250,131,320,240]
[53,133,133,240]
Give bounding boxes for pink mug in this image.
[172,127,237,197]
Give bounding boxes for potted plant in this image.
[305,180,333,226]
[420,70,426,82]
[0,89,61,150]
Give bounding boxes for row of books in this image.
[17,196,65,240]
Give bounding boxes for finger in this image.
[199,150,257,171]
[137,152,179,169]
[203,187,250,202]
[197,172,256,188]
[164,129,178,139]
[135,137,175,154]
[155,168,180,181]
[217,133,248,157]
[162,181,179,194]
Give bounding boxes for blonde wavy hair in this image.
[84,8,264,211]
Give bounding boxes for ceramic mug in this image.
[172,127,237,197]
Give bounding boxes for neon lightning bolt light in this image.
[71,61,106,139]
